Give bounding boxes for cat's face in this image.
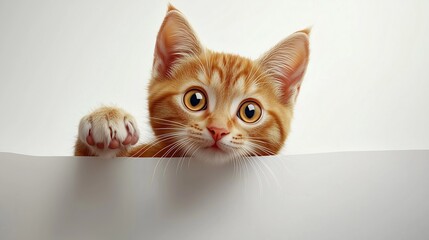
[148,5,310,164]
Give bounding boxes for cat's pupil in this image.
[245,104,255,119]
[191,92,203,106]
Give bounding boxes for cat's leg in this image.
[74,106,139,157]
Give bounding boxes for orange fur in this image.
[74,5,310,163]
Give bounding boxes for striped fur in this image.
[75,5,310,164]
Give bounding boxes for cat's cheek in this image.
[193,129,215,149]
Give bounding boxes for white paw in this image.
[78,106,139,157]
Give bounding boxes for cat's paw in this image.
[78,106,139,157]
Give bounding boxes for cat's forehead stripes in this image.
[196,71,207,84]
[211,70,221,86]
[193,52,265,96]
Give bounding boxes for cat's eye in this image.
[237,101,262,123]
[183,89,207,111]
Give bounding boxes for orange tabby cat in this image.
[74,5,310,164]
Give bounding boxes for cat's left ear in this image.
[152,4,203,79]
[257,29,310,104]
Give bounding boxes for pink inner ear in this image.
[258,30,310,104]
[152,10,202,79]
[154,34,181,78]
[280,58,308,103]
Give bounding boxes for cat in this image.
[74,4,310,164]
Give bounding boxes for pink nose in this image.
[207,126,230,141]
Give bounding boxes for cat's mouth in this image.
[206,142,225,152]
[211,142,219,149]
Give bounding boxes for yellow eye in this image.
[183,89,207,111]
[238,101,262,123]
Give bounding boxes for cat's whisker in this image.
[252,160,266,195]
[250,155,275,188]
[244,136,280,148]
[246,144,280,186]
[177,141,199,173]
[159,137,192,167]
[137,137,182,157]
[152,138,192,181]
[156,137,187,159]
[256,146,277,156]
[229,148,240,179]
[247,141,277,156]
[239,150,253,192]
[166,139,188,174]
[186,143,201,169]
[230,154,236,177]
[181,141,200,168]
[249,139,280,147]
[151,139,185,183]
[187,142,204,168]
[251,146,275,156]
[245,136,272,140]
[250,150,280,192]
[130,133,184,158]
[149,117,187,127]
[240,149,252,183]
[155,132,187,138]
[135,134,184,159]
[227,148,237,173]
[253,145,276,156]
[152,127,185,131]
[257,158,281,189]
[241,148,263,192]
[230,149,239,178]
[231,148,245,179]
[165,137,191,169]
[150,121,185,128]
[150,121,184,127]
[246,146,282,190]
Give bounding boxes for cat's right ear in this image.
[152,5,203,79]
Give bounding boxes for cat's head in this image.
[148,5,310,164]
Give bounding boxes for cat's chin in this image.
[192,147,235,165]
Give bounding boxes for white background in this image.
[0,0,428,156]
